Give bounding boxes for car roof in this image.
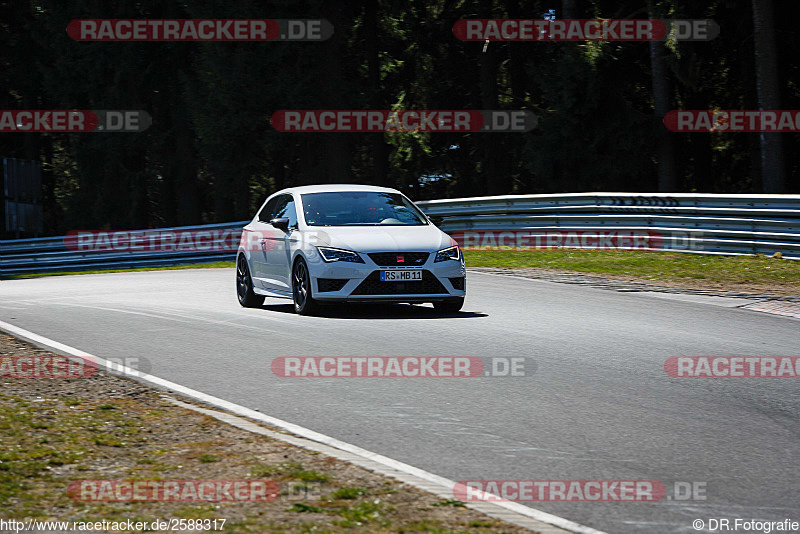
[270,184,402,197]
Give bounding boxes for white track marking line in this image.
[0,319,607,534]
[48,302,195,323]
[45,302,292,335]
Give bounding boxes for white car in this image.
[236,184,466,315]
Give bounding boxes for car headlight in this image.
[434,245,461,262]
[316,247,365,263]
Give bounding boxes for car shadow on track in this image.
[259,302,486,320]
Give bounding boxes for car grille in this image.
[449,277,466,291]
[352,270,447,295]
[317,278,348,292]
[368,252,429,266]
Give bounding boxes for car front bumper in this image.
[307,253,466,302]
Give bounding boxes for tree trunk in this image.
[479,0,501,195]
[365,2,389,186]
[562,0,577,18]
[321,4,351,184]
[648,1,677,192]
[752,0,786,193]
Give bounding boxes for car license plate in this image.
[380,270,422,282]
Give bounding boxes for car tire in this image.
[433,297,464,314]
[236,255,265,308]
[292,257,318,315]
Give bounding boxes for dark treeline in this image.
[1,0,798,236]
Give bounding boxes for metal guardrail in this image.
[0,221,248,276]
[416,193,800,259]
[1,193,798,275]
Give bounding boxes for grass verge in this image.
[0,333,526,533]
[464,249,800,294]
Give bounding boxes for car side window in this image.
[274,195,298,228]
[257,196,279,223]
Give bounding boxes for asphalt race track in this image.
[1,268,798,533]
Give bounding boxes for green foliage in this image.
[2,0,799,237]
[327,487,368,500]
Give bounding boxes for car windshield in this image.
[301,191,429,226]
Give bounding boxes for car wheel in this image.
[292,257,318,315]
[237,255,265,308]
[433,297,464,314]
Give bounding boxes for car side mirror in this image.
[270,217,290,232]
[429,216,444,226]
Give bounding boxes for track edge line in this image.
[0,319,607,534]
